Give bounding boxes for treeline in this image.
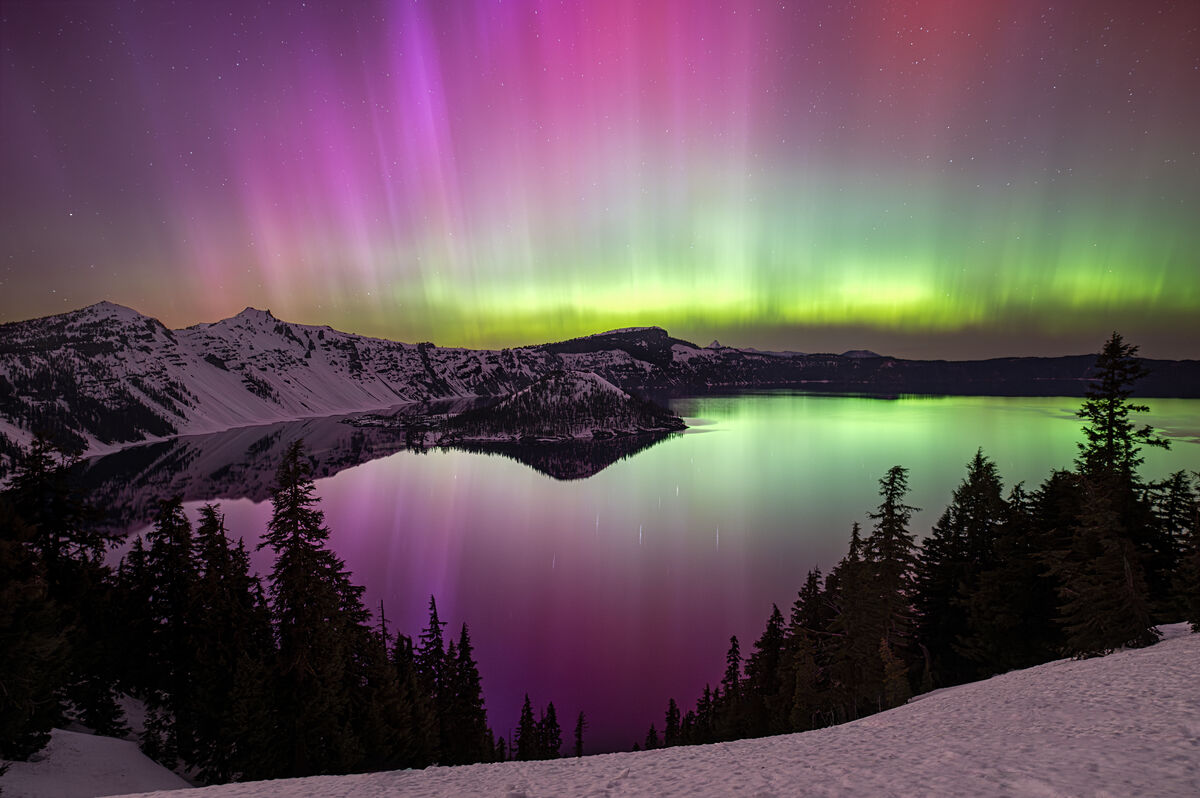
[638,332,1200,751]
[0,439,577,782]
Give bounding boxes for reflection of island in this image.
[449,432,676,481]
[78,383,687,533]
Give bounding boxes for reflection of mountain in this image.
[77,411,412,533]
[77,398,681,533]
[448,433,677,481]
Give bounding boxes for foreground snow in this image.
[0,728,188,798]
[106,626,1198,798]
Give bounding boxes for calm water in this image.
[104,393,1200,752]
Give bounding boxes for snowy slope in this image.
[110,627,1199,798]
[0,728,189,798]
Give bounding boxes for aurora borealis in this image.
[2,1,1198,358]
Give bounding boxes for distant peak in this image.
[707,339,722,349]
[236,306,276,320]
[79,300,148,321]
[840,349,883,359]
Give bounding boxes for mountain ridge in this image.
[2,302,1198,467]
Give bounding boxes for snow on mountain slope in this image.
[0,303,559,459]
[109,627,1199,798]
[0,728,189,798]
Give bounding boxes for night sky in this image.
[2,0,1198,358]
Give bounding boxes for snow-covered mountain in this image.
[0,302,556,460]
[18,625,1195,798]
[3,302,1199,469]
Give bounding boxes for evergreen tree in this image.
[1052,479,1159,657]
[1152,471,1199,620]
[0,496,68,759]
[744,605,785,736]
[138,497,200,767]
[353,611,409,774]
[788,567,827,638]
[515,694,538,761]
[392,633,437,767]
[663,699,681,747]
[878,638,911,710]
[825,523,878,721]
[643,723,659,751]
[188,504,276,783]
[915,450,1006,687]
[573,711,586,757]
[415,595,448,760]
[444,623,489,765]
[1075,332,1168,481]
[865,465,920,649]
[959,483,1059,675]
[717,635,743,739]
[538,701,562,759]
[6,434,125,734]
[786,632,822,732]
[259,440,368,775]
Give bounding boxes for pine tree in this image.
[643,723,659,751]
[744,605,785,736]
[138,496,200,767]
[1153,471,1199,621]
[1053,479,1159,657]
[573,711,586,757]
[663,699,681,747]
[0,496,69,759]
[1075,332,1168,481]
[915,450,1006,687]
[879,638,911,710]
[495,735,508,762]
[445,623,489,764]
[259,440,367,775]
[416,595,448,761]
[717,635,743,739]
[6,434,125,735]
[189,504,276,783]
[865,465,920,649]
[515,694,538,761]
[786,631,821,732]
[538,701,563,759]
[959,483,1060,675]
[391,633,437,767]
[826,523,879,721]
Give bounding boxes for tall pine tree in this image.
[259,440,368,775]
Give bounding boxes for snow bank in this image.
[0,728,189,798]
[108,627,1199,798]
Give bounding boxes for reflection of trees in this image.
[75,404,682,536]
[448,432,677,481]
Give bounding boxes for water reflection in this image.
[75,393,1200,753]
[79,402,680,532]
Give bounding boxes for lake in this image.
[89,392,1200,753]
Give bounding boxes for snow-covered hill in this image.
[76,626,1200,798]
[0,728,188,798]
